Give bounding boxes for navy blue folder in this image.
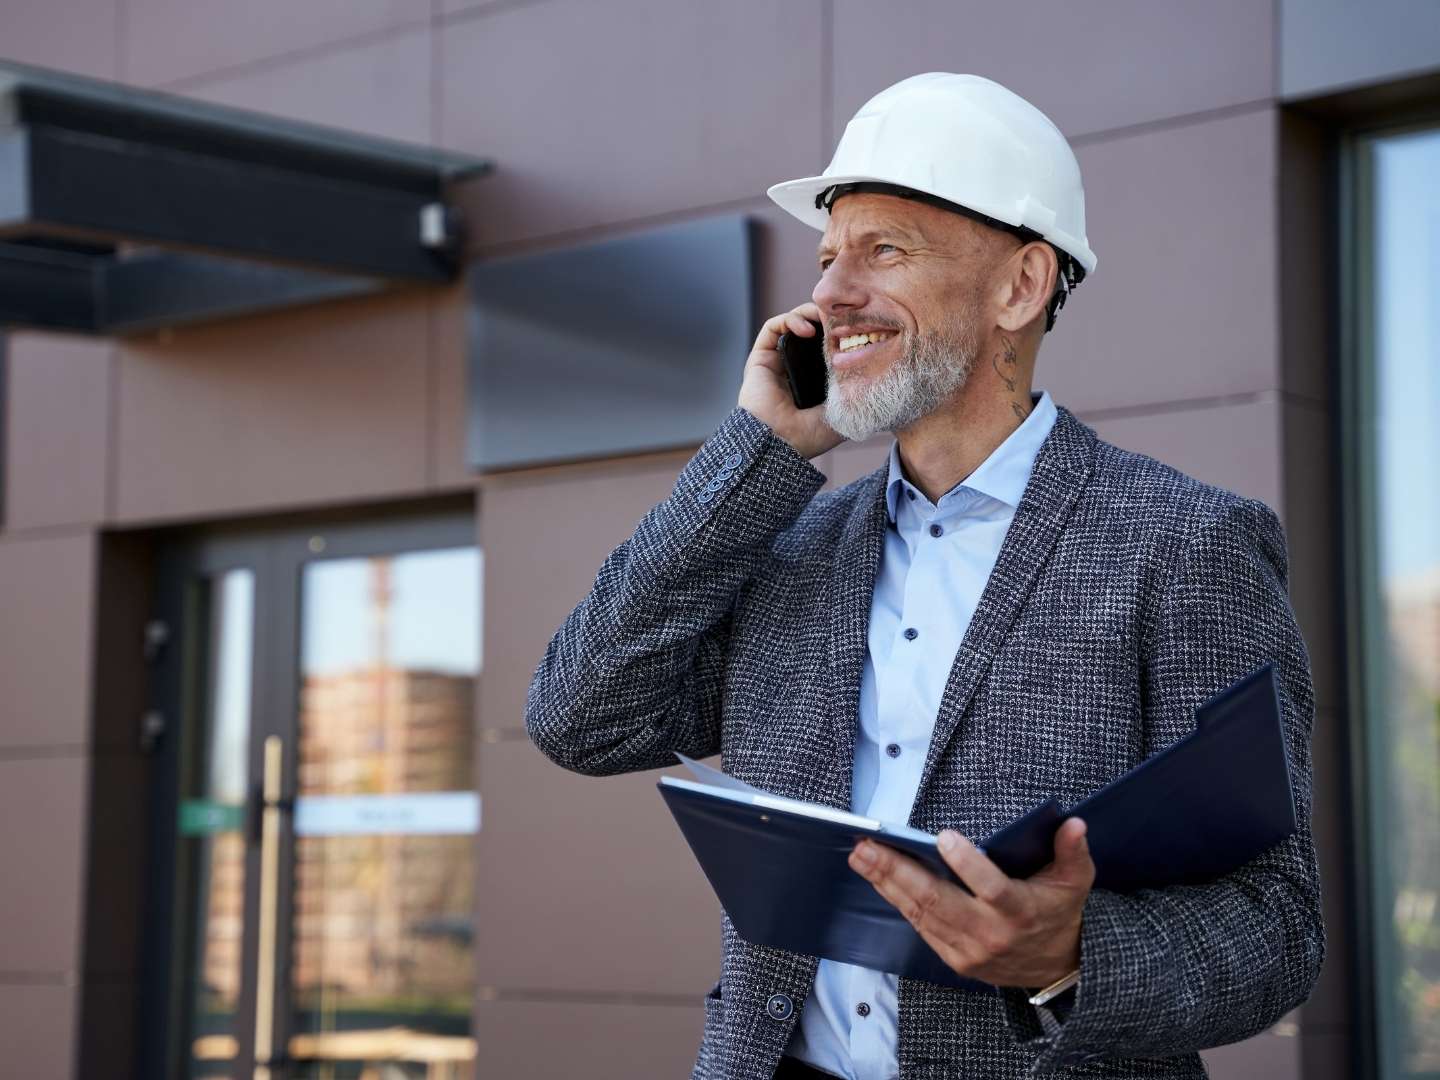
[658,664,1297,989]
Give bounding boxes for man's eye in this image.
[875,244,898,255]
[819,258,833,271]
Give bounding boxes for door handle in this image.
[254,735,285,1080]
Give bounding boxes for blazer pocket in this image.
[986,632,1142,801]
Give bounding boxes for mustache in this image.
[822,315,908,362]
[826,314,906,333]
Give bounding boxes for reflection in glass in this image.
[290,548,480,1079]
[1364,126,1440,1078]
[177,569,254,1077]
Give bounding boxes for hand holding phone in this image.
[737,305,843,460]
[778,319,827,410]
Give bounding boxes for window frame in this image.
[1339,112,1440,1080]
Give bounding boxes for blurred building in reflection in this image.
[292,666,475,1002]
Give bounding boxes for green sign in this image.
[179,799,245,836]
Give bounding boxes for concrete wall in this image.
[0,0,1396,1076]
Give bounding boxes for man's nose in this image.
[812,252,868,314]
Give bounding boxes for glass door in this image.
[142,509,480,1080]
[286,542,481,1079]
[1348,122,1440,1079]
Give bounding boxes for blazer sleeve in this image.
[1000,497,1326,1073]
[524,407,827,777]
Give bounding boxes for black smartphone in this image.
[777,318,827,410]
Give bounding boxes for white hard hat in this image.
[768,73,1096,326]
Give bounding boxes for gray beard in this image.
[823,317,981,442]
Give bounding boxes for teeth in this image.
[838,331,893,352]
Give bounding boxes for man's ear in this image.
[995,242,1058,334]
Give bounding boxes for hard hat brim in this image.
[766,173,872,232]
[766,173,1097,276]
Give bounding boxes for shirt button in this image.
[766,993,794,1021]
[905,489,916,501]
[928,523,943,538]
[903,627,918,641]
[723,451,743,469]
[856,1002,871,1018]
[885,743,901,758]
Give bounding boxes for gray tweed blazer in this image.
[526,405,1324,1079]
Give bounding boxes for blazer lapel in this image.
[821,466,889,810]
[910,407,1099,814]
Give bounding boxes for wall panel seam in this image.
[0,744,89,761]
[1070,97,1278,149]
[469,194,772,261]
[436,0,567,33]
[475,987,709,1007]
[148,17,435,94]
[1074,389,1286,424]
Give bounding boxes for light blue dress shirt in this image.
[787,390,1058,1080]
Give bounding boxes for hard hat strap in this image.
[815,181,1045,247]
[816,181,1084,334]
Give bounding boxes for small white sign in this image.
[294,792,481,837]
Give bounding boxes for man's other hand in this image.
[737,303,845,460]
[849,818,1094,989]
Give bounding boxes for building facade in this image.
[1,1,1438,1077]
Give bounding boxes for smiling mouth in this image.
[836,330,897,353]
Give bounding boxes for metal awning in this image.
[0,59,491,335]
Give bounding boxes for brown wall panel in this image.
[0,532,97,750]
[822,398,1286,515]
[112,290,432,524]
[428,282,474,490]
[473,998,704,1079]
[1199,1022,1301,1079]
[0,756,88,973]
[1085,397,1285,513]
[475,451,719,1001]
[477,450,693,733]
[475,739,720,995]
[0,0,119,79]
[3,334,112,532]
[439,0,826,249]
[0,984,78,1080]
[122,0,427,87]
[831,0,1273,142]
[1039,108,1281,414]
[172,25,433,145]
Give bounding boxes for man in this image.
[526,73,1323,1079]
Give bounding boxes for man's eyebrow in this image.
[816,227,925,260]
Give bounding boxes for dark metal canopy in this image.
[0,59,491,335]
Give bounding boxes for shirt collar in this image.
[884,390,1059,523]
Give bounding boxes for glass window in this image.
[1352,123,1440,1078]
[289,547,482,1077]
